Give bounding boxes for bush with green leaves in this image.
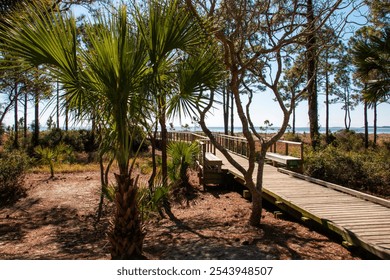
[304,145,390,197]
[0,150,30,205]
[167,141,200,188]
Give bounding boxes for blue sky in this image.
[2,2,389,130]
[172,89,389,129]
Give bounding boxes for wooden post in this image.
[285,142,289,155]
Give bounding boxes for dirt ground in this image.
[0,170,364,260]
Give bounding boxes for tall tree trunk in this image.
[292,89,296,134]
[223,81,229,135]
[373,101,377,146]
[230,71,258,226]
[13,82,19,149]
[65,104,69,131]
[159,100,168,185]
[56,81,60,129]
[306,0,319,149]
[23,92,28,146]
[148,123,158,189]
[32,91,39,147]
[230,91,234,136]
[364,97,368,149]
[251,149,267,226]
[325,52,330,143]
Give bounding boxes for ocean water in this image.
[175,126,390,134]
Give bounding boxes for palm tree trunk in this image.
[109,174,145,259]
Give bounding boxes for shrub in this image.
[283,132,302,142]
[0,150,30,206]
[330,129,365,151]
[304,145,390,197]
[167,141,199,187]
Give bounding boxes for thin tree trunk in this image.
[223,81,229,135]
[148,123,158,189]
[32,91,39,147]
[13,82,19,149]
[56,81,60,129]
[24,92,28,145]
[292,106,296,134]
[65,105,69,131]
[325,52,330,143]
[373,101,377,146]
[159,108,168,185]
[230,91,234,136]
[364,98,368,148]
[251,150,267,225]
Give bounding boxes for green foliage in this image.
[304,133,390,197]
[102,183,117,202]
[167,141,199,184]
[327,129,365,151]
[0,150,29,206]
[138,180,170,221]
[283,132,302,142]
[39,129,99,154]
[34,142,73,178]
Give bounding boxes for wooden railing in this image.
[155,131,303,161]
[268,140,304,160]
[213,133,249,157]
[155,131,216,167]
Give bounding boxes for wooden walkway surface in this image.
[215,150,390,259]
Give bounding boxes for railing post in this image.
[285,143,289,155]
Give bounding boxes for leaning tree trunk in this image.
[109,174,145,259]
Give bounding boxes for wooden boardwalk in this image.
[215,150,390,259]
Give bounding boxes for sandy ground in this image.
[0,169,367,260]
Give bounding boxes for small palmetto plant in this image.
[167,141,200,189]
[34,142,73,178]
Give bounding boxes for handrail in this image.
[213,133,249,158]
[154,131,303,160]
[269,139,303,160]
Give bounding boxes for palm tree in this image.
[352,28,390,145]
[1,1,224,258]
[135,0,212,186]
[0,3,148,259]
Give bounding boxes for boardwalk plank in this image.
[212,149,390,259]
